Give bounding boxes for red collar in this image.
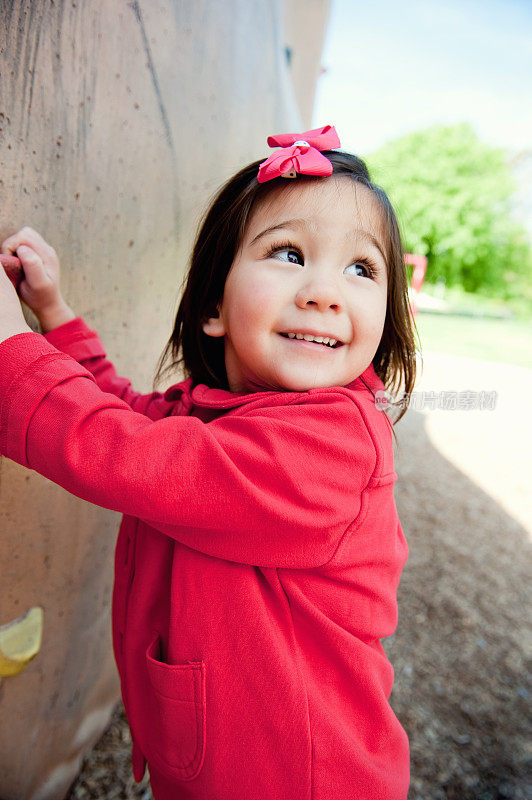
[163,363,383,410]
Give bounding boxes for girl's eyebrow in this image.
[248,218,307,247]
[249,220,386,262]
[351,230,386,262]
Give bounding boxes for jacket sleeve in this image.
[43,317,183,420]
[0,332,377,569]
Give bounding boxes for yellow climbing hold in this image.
[0,607,43,677]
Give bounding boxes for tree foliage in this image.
[365,124,532,299]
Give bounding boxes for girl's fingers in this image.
[19,227,56,259]
[16,245,42,265]
[1,229,31,253]
[15,246,50,288]
[1,227,56,261]
[1,234,19,255]
[2,232,30,256]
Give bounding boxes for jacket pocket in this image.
[143,632,206,781]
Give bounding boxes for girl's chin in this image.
[270,368,346,393]
[235,359,352,393]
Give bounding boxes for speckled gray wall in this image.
[0,1,329,798]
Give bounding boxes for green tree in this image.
[365,123,532,300]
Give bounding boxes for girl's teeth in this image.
[285,332,338,346]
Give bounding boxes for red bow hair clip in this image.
[257,124,341,183]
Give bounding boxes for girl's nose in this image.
[294,279,343,312]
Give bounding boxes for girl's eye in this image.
[344,261,375,279]
[267,246,304,266]
[265,243,376,277]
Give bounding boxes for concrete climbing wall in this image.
[0,1,329,798]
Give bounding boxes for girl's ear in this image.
[202,305,226,338]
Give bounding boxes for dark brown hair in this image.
[153,151,418,423]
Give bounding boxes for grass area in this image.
[413,312,532,368]
[421,282,532,319]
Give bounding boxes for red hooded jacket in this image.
[0,318,409,799]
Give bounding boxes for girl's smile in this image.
[278,332,342,348]
[202,176,389,393]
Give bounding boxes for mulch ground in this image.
[66,355,531,800]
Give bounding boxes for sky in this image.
[312,0,532,157]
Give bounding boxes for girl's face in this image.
[202,176,389,393]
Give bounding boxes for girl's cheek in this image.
[231,290,271,333]
[245,276,281,310]
[371,311,386,339]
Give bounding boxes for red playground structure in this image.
[403,253,427,317]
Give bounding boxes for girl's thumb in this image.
[17,245,37,262]
[16,246,44,282]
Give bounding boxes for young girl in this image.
[0,125,416,800]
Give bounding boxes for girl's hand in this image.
[1,227,66,318]
[0,252,31,344]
